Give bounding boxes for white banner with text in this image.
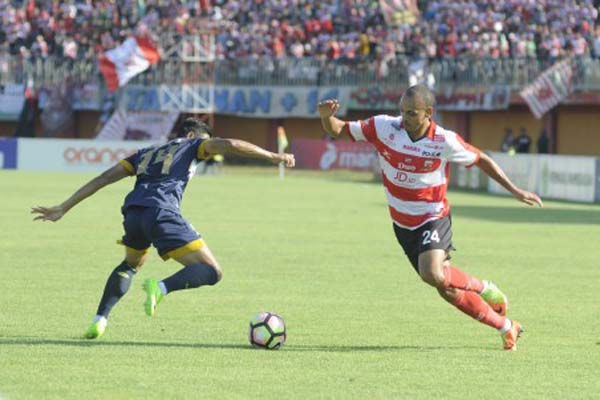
[17,138,159,173]
[487,152,596,203]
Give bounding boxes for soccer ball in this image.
[248,312,286,350]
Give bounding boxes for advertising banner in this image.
[537,155,596,203]
[596,159,600,203]
[0,138,17,169]
[348,85,510,111]
[17,138,158,173]
[121,85,351,117]
[0,84,25,121]
[487,153,540,195]
[453,163,486,190]
[487,152,596,203]
[292,139,377,171]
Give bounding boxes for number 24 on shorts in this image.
[422,230,440,245]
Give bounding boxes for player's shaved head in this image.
[401,84,435,108]
[399,84,435,137]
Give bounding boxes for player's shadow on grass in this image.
[0,337,248,350]
[450,204,600,225]
[282,344,483,352]
[0,336,484,352]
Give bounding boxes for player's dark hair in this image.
[403,84,436,108]
[178,117,213,138]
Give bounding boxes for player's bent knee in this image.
[418,267,445,288]
[437,287,460,302]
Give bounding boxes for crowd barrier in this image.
[2,138,598,203]
[3,56,600,90]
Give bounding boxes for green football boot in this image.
[480,281,508,316]
[83,319,107,339]
[143,279,164,317]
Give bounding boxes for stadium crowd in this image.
[0,0,599,63]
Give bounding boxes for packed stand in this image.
[1,0,599,66]
[413,0,600,61]
[213,0,600,62]
[0,0,210,62]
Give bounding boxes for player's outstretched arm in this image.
[318,99,347,137]
[203,138,295,167]
[31,163,132,222]
[476,152,543,207]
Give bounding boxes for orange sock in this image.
[451,291,505,330]
[443,266,484,293]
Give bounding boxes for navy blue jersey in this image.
[119,138,207,212]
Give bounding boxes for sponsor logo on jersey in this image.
[421,151,441,157]
[403,144,420,152]
[397,162,416,171]
[394,171,417,184]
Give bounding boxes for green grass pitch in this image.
[1,168,599,399]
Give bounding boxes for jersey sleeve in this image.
[346,116,377,143]
[119,152,139,175]
[444,131,481,167]
[196,138,210,160]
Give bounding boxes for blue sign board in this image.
[0,138,17,169]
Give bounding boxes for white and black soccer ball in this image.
[248,312,286,350]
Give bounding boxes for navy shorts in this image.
[120,206,203,260]
[393,215,455,272]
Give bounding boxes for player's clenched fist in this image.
[318,99,340,118]
[278,153,295,168]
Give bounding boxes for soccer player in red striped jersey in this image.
[318,84,543,351]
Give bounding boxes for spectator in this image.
[515,127,532,153]
[593,26,600,58]
[537,129,550,154]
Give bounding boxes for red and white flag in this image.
[99,37,160,92]
[520,59,573,119]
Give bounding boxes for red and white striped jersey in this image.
[346,115,481,230]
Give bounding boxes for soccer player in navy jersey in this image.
[31,118,295,339]
[318,85,543,350]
